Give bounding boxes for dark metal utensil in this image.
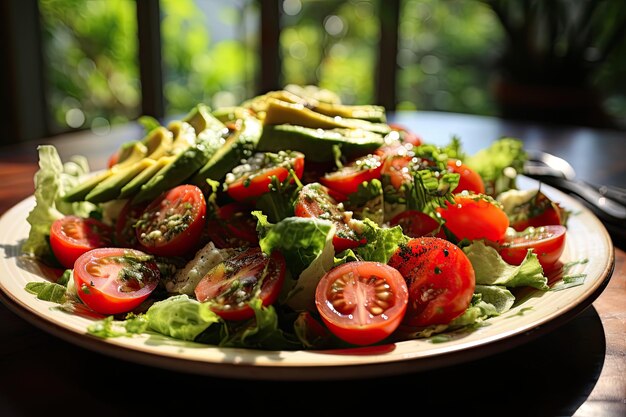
[522,150,626,221]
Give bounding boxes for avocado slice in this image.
[62,170,115,202]
[263,99,390,135]
[84,159,157,203]
[63,128,174,203]
[131,128,224,204]
[142,126,174,160]
[118,155,176,200]
[256,124,384,163]
[313,102,387,123]
[183,103,230,138]
[190,115,262,188]
[168,121,197,154]
[114,141,148,167]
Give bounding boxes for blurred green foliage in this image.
[39,0,625,131]
[160,0,257,115]
[396,0,504,114]
[40,0,140,133]
[280,0,379,105]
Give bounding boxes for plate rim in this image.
[0,183,615,380]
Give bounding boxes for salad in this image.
[21,84,576,350]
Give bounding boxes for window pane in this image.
[39,0,140,134]
[280,0,378,104]
[397,0,503,114]
[160,0,258,116]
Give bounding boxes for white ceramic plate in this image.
[0,181,614,380]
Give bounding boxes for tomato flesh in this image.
[115,200,148,249]
[194,247,286,321]
[225,151,305,202]
[388,123,423,147]
[436,194,509,243]
[74,248,160,315]
[447,159,485,194]
[136,184,207,257]
[388,237,476,327]
[294,183,364,252]
[389,210,442,238]
[50,215,114,269]
[320,154,383,196]
[205,202,259,249]
[498,225,567,273]
[315,261,408,346]
[508,191,563,231]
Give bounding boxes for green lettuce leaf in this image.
[354,218,409,264]
[22,145,95,261]
[217,298,301,350]
[474,284,515,314]
[464,137,527,195]
[253,212,335,277]
[145,295,221,341]
[464,240,548,290]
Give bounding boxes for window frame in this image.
[0,0,398,144]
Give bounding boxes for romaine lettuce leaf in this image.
[354,218,409,264]
[145,294,220,341]
[464,240,548,290]
[22,145,95,261]
[253,212,334,277]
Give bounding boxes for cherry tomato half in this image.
[436,194,510,243]
[115,200,148,249]
[136,184,207,257]
[315,261,408,346]
[294,183,365,253]
[320,154,383,196]
[225,151,305,202]
[194,247,286,321]
[49,215,114,269]
[447,159,485,194]
[388,123,423,147]
[389,210,442,238]
[380,155,413,190]
[508,191,564,232]
[205,202,259,249]
[74,247,160,315]
[498,225,567,273]
[388,237,476,327]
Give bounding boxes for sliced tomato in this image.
[194,247,286,321]
[436,194,510,242]
[225,151,305,202]
[388,123,423,147]
[205,202,258,249]
[508,190,564,231]
[447,159,485,194]
[380,154,413,190]
[389,210,442,238]
[49,215,114,269]
[115,200,148,249]
[498,225,566,273]
[294,183,365,252]
[315,261,408,346]
[320,154,383,196]
[135,184,207,257]
[74,248,160,315]
[388,237,475,327]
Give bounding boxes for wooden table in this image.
[1,111,624,416]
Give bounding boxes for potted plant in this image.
[481,0,626,127]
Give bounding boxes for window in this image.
[40,0,141,135]
[2,0,624,145]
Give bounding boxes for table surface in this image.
[1,111,624,416]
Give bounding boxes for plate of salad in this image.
[0,85,614,380]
